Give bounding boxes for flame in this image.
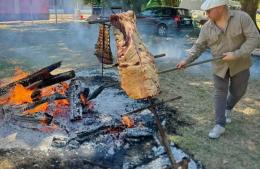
[0,68,70,116]
[0,68,31,105]
[53,100,69,117]
[13,67,29,81]
[26,103,49,114]
[122,116,134,128]
[0,95,9,105]
[9,84,33,104]
[80,93,95,111]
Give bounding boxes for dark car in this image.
[137,7,193,36]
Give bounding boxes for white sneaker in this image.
[208,125,225,139]
[225,110,231,124]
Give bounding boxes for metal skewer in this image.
[159,56,225,74]
[148,98,177,169]
[121,96,181,116]
[104,53,166,69]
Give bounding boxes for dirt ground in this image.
[0,21,259,169]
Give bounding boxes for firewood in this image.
[67,79,84,121]
[0,61,62,96]
[5,93,67,114]
[27,70,75,90]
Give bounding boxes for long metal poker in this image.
[159,56,225,74]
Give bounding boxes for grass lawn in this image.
[159,70,260,169]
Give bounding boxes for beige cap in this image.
[201,0,228,11]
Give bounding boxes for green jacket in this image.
[186,10,260,78]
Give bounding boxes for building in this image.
[0,0,49,21]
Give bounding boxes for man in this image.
[176,0,260,139]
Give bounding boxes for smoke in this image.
[0,23,101,80]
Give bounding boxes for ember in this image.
[122,115,134,128]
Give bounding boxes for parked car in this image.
[191,10,208,26]
[136,6,193,36]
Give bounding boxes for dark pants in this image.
[213,69,250,126]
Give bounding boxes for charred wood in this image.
[24,93,66,112]
[71,124,125,144]
[11,112,53,125]
[123,127,153,141]
[27,70,75,90]
[31,90,42,102]
[0,61,61,96]
[87,82,118,101]
[88,85,105,100]
[67,79,84,121]
[52,136,68,148]
[83,88,90,98]
[3,93,67,115]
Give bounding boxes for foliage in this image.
[239,0,259,26]
[146,0,179,8]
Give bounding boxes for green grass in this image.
[159,72,260,169]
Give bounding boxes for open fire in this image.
[0,65,201,169]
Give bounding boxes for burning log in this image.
[11,112,53,125]
[121,116,134,128]
[110,11,160,99]
[87,85,105,100]
[2,93,67,115]
[31,90,42,102]
[0,61,62,96]
[23,93,66,112]
[123,127,153,140]
[71,124,125,144]
[79,88,90,107]
[67,79,113,121]
[67,79,84,121]
[95,24,113,64]
[27,70,75,90]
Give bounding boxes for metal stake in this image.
[148,98,176,169]
[101,23,105,78]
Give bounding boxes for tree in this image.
[239,0,259,26]
[146,0,178,8]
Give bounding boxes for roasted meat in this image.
[110,11,160,99]
[95,24,113,64]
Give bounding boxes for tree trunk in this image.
[240,0,259,27]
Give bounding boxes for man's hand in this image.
[222,52,237,61]
[176,60,188,69]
